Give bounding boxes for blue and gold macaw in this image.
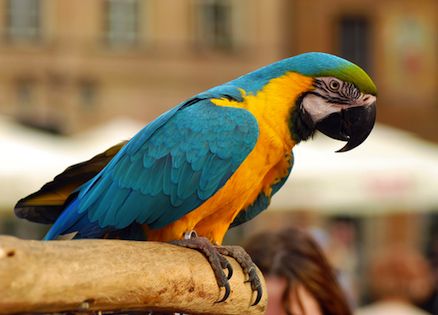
[15,52,376,304]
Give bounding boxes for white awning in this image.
[0,116,142,211]
[271,125,438,214]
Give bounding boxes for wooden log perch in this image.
[0,236,266,315]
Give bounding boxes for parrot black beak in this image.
[315,102,376,152]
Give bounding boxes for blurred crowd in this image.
[244,226,437,315]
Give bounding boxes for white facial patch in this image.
[357,94,377,107]
[302,93,342,123]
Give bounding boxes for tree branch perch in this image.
[0,236,266,314]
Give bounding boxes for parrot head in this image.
[288,52,377,152]
[232,52,377,152]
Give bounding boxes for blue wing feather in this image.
[44,95,258,240]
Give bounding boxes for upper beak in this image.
[315,101,376,152]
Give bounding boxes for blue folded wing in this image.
[45,98,259,239]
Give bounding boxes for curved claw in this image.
[225,261,233,280]
[215,282,231,303]
[251,285,263,306]
[217,252,233,280]
[245,267,263,306]
[216,246,264,306]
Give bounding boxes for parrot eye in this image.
[329,80,341,91]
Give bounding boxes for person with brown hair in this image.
[356,246,434,315]
[245,227,352,315]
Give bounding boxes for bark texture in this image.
[0,236,266,314]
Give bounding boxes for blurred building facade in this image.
[0,0,436,140]
[0,0,288,133]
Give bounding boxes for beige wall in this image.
[0,0,287,133]
[0,0,436,141]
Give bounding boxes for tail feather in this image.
[15,141,127,224]
[43,198,82,240]
[43,198,111,240]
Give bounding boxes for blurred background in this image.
[0,0,436,312]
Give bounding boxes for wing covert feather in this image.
[77,100,259,230]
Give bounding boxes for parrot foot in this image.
[215,245,263,306]
[171,236,233,303]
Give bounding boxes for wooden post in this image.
[0,236,266,314]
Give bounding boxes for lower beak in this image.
[315,102,376,152]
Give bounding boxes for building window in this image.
[6,0,41,41]
[105,0,138,46]
[78,81,97,110]
[197,0,234,50]
[339,15,371,72]
[17,79,34,108]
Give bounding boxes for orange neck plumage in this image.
[212,71,314,149]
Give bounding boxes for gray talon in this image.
[171,236,232,303]
[216,245,263,306]
[223,260,233,280]
[215,282,231,303]
[252,284,263,306]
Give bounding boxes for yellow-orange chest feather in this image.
[147,72,314,244]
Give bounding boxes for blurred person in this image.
[325,217,360,307]
[356,246,434,315]
[245,227,352,315]
[419,222,438,314]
